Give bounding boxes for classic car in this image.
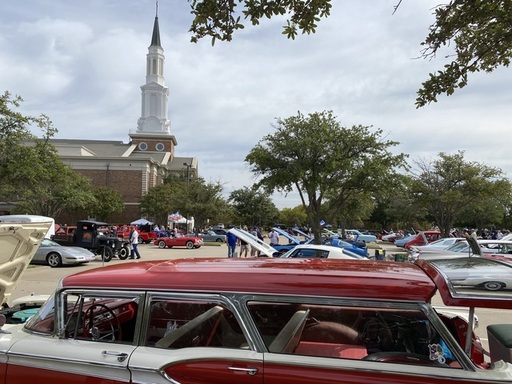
[344,229,377,243]
[325,237,369,258]
[280,243,367,259]
[411,239,512,262]
[192,230,226,243]
[429,257,512,291]
[408,237,467,256]
[3,249,512,383]
[0,217,52,325]
[154,234,203,249]
[33,238,96,267]
[404,230,442,249]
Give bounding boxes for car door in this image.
[128,294,263,384]
[6,290,142,384]
[246,299,496,384]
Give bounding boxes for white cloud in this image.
[1,1,511,209]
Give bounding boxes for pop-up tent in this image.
[131,218,153,226]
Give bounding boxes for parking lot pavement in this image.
[13,242,230,302]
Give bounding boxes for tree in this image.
[1,91,96,218]
[140,183,183,226]
[140,177,230,231]
[245,110,407,243]
[188,0,332,44]
[416,0,512,107]
[228,187,278,227]
[409,151,512,237]
[278,206,308,228]
[188,2,512,106]
[90,187,125,222]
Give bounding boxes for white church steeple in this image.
[136,7,170,135]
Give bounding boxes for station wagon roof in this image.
[62,258,437,302]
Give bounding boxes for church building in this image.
[51,14,197,224]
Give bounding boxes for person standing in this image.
[268,228,279,246]
[130,225,141,259]
[226,230,238,258]
[239,226,249,257]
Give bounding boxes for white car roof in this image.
[282,244,362,259]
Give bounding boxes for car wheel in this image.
[158,240,167,249]
[186,241,194,249]
[46,252,63,268]
[483,281,504,291]
[215,238,223,243]
[118,245,130,260]
[100,246,113,262]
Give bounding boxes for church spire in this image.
[135,6,170,135]
[151,3,161,47]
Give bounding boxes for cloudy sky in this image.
[2,1,511,208]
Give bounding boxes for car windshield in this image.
[42,239,60,247]
[445,241,470,253]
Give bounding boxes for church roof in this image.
[150,16,161,47]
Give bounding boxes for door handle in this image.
[228,366,258,376]
[102,350,128,362]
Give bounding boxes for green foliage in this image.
[245,110,407,242]
[90,187,125,222]
[278,205,308,227]
[410,151,512,236]
[416,0,512,107]
[188,0,332,44]
[229,186,278,226]
[140,177,230,230]
[1,91,95,218]
[140,183,183,226]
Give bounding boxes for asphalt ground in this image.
[13,240,507,355]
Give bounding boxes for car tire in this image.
[46,252,63,268]
[186,241,194,249]
[100,246,113,262]
[158,240,167,249]
[215,238,223,243]
[118,245,130,260]
[483,281,504,291]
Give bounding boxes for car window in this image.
[146,298,248,350]
[62,292,140,344]
[289,249,329,258]
[24,291,140,344]
[247,301,461,368]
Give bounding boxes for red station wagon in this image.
[1,256,512,383]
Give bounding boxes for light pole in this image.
[182,162,191,232]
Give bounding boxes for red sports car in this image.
[154,235,202,249]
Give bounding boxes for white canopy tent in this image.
[131,218,153,226]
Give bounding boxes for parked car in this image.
[154,234,203,249]
[52,220,131,261]
[5,248,512,383]
[325,237,369,258]
[412,239,512,262]
[32,238,96,267]
[429,257,512,291]
[211,228,228,235]
[280,244,367,259]
[409,237,466,254]
[344,229,377,243]
[394,234,418,247]
[193,230,226,243]
[404,230,442,249]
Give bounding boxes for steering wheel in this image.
[363,352,448,367]
[83,303,122,341]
